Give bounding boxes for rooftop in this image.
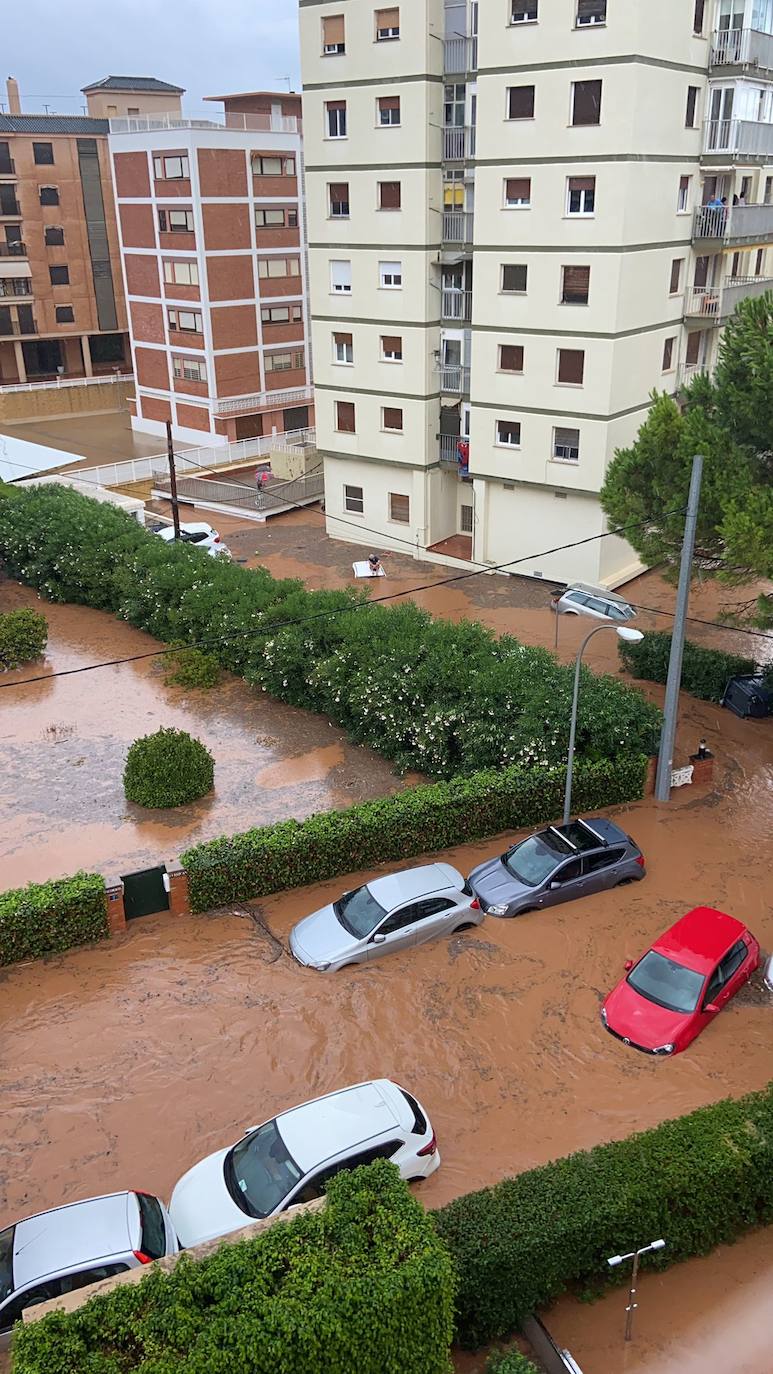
[0,114,108,135]
[82,75,185,94]
[203,89,300,102]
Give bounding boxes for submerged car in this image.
[152,521,231,558]
[289,863,481,971]
[469,817,644,918]
[601,906,760,1056]
[553,583,637,622]
[0,1191,177,1346]
[169,1079,440,1247]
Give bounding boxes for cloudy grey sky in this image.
[3,0,301,116]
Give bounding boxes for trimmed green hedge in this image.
[181,754,648,912]
[0,606,48,670]
[487,1352,540,1374]
[0,873,108,967]
[618,629,756,703]
[0,482,661,778]
[11,1162,456,1374]
[433,1084,773,1349]
[124,727,215,808]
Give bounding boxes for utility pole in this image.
[165,419,181,540]
[654,454,704,802]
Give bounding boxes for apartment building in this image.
[109,90,313,444]
[299,0,773,585]
[0,79,129,387]
[82,75,184,120]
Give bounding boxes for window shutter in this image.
[505,178,530,202]
[568,176,595,192]
[377,7,400,27]
[500,345,524,371]
[572,80,602,125]
[327,100,346,112]
[558,349,585,384]
[508,85,535,119]
[379,181,401,209]
[562,265,590,302]
[382,334,402,353]
[323,15,345,43]
[383,406,403,429]
[337,401,356,432]
[329,181,349,199]
[379,95,400,111]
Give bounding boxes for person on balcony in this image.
[456,437,470,475]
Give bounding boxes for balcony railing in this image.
[441,287,472,322]
[438,432,471,474]
[693,201,773,244]
[703,117,773,158]
[443,125,476,161]
[678,360,712,389]
[0,241,27,258]
[213,384,314,417]
[444,34,477,74]
[710,26,773,74]
[442,209,474,244]
[684,275,773,321]
[437,364,471,394]
[110,111,299,135]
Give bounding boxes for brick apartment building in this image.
[109,90,314,445]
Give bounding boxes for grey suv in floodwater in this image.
[468,817,645,918]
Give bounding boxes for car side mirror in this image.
[372,933,387,944]
[624,960,634,971]
[704,1002,719,1015]
[549,881,561,891]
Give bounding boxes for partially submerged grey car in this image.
[289,864,482,971]
[468,817,645,918]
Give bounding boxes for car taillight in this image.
[635,855,645,868]
[133,1250,152,1265]
[470,898,480,910]
[214,535,221,543]
[417,1132,437,1157]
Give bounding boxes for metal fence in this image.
[0,371,132,394]
[442,210,474,244]
[710,26,773,71]
[704,117,773,157]
[153,470,324,516]
[693,202,773,242]
[70,428,316,491]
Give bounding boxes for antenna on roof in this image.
[274,76,292,93]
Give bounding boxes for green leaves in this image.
[0,607,48,670]
[618,631,755,703]
[0,872,107,966]
[123,728,215,809]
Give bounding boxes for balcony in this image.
[110,111,299,135]
[693,201,773,246]
[444,34,477,74]
[678,360,712,389]
[443,125,476,161]
[703,117,773,159]
[438,432,471,477]
[212,384,314,417]
[710,27,773,76]
[442,209,474,244]
[437,364,470,394]
[0,241,27,259]
[441,288,472,322]
[684,275,773,323]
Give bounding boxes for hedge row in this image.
[618,629,756,703]
[181,754,648,912]
[11,1162,456,1374]
[486,1351,540,1374]
[433,1083,773,1349]
[0,606,48,670]
[0,482,661,778]
[0,873,108,967]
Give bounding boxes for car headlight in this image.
[486,903,509,916]
[653,1043,674,1055]
[316,962,331,972]
[600,1007,608,1025]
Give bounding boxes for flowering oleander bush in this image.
[0,483,661,777]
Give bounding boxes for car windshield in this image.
[504,835,563,887]
[334,885,387,938]
[224,1120,302,1219]
[0,1226,14,1303]
[627,951,705,1014]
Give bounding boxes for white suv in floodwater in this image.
[152,521,231,559]
[553,582,637,623]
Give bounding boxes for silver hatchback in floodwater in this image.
[289,863,482,971]
[468,817,645,918]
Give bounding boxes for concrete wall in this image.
[0,379,131,424]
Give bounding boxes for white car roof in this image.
[12,1193,137,1290]
[277,1081,399,1172]
[565,583,631,606]
[156,522,215,541]
[367,864,464,910]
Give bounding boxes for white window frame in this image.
[500,263,528,294]
[153,154,189,181]
[379,260,403,288]
[503,177,531,208]
[257,258,300,279]
[265,350,305,373]
[378,97,401,127]
[333,332,354,364]
[326,104,347,138]
[553,427,580,462]
[382,406,404,432]
[344,483,364,514]
[511,0,538,22]
[380,335,403,361]
[677,175,692,214]
[496,418,522,448]
[330,259,352,294]
[163,260,199,287]
[168,308,203,333]
[566,178,596,216]
[173,356,207,383]
[255,208,288,228]
[388,492,410,523]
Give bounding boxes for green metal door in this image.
[121,866,170,921]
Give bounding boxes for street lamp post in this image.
[607,1238,666,1342]
[563,623,644,826]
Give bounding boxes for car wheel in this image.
[565,609,579,616]
[407,1176,425,1184]
[514,907,536,917]
[616,877,635,887]
[337,963,361,971]
[453,921,477,933]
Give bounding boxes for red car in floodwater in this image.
[601,906,760,1056]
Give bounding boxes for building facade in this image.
[82,75,185,121]
[110,91,314,445]
[299,0,773,585]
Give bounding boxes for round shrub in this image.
[0,607,48,670]
[162,644,220,689]
[123,727,214,808]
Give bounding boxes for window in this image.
[0,277,31,296]
[504,177,531,207]
[378,180,401,210]
[378,95,401,126]
[755,247,765,276]
[330,259,352,293]
[168,307,203,332]
[0,186,19,215]
[336,400,356,432]
[693,0,705,35]
[584,847,624,874]
[567,176,595,215]
[163,259,199,286]
[685,331,701,366]
[669,258,684,294]
[252,154,295,176]
[686,86,700,128]
[460,503,473,533]
[333,330,353,363]
[499,343,524,372]
[389,492,410,522]
[329,182,350,217]
[257,257,300,278]
[496,419,522,446]
[48,264,69,286]
[557,348,585,384]
[323,14,346,53]
[43,225,64,247]
[379,259,402,288]
[662,336,675,371]
[345,484,364,513]
[561,264,590,304]
[153,154,189,180]
[765,175,773,204]
[383,405,403,431]
[265,349,305,372]
[173,356,207,382]
[501,263,527,292]
[33,142,54,165]
[678,175,691,212]
[55,305,74,323]
[261,302,303,324]
[381,334,403,360]
[553,427,580,461]
[255,207,298,228]
[507,85,536,120]
[39,186,59,206]
[375,6,400,39]
[326,100,347,138]
[512,0,538,22]
[576,0,606,23]
[158,208,194,233]
[572,80,602,126]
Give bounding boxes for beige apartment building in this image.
[300,0,773,585]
